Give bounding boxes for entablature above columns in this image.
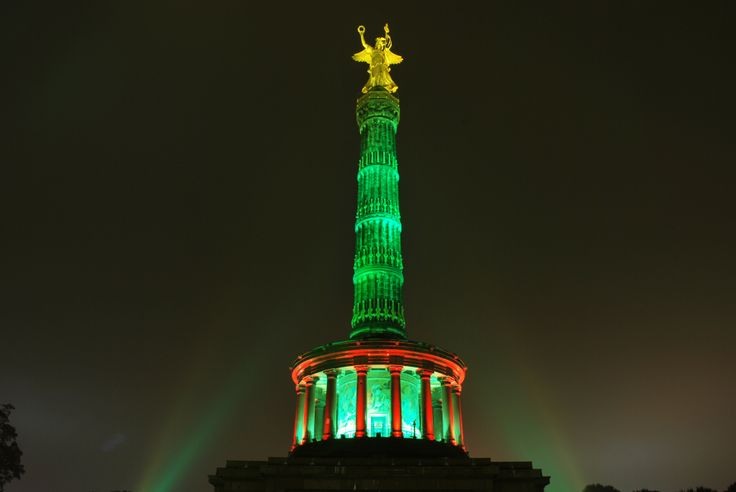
[290,339,466,385]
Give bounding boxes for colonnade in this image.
[291,366,464,450]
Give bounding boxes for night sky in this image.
[3,2,735,492]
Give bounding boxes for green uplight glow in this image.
[495,400,583,492]
[138,407,223,492]
[135,342,265,492]
[486,343,585,492]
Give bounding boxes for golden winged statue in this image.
[352,23,403,94]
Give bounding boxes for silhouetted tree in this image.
[0,404,25,491]
[680,488,717,492]
[633,489,660,492]
[583,484,621,492]
[725,483,736,492]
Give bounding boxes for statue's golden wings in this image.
[384,49,403,66]
[352,48,403,66]
[352,48,372,64]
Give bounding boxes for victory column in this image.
[209,25,550,492]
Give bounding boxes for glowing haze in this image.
[2,3,734,492]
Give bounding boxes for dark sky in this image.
[2,2,735,492]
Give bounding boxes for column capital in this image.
[324,369,338,378]
[295,383,306,394]
[388,364,403,375]
[452,384,462,395]
[441,376,456,387]
[419,369,433,379]
[302,376,315,386]
[354,364,369,375]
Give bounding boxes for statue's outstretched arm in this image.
[357,25,370,49]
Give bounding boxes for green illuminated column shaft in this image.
[350,88,406,340]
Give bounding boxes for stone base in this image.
[209,454,549,492]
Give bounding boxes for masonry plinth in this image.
[211,456,550,492]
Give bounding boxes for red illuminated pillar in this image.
[420,369,434,440]
[292,383,305,450]
[307,376,319,441]
[389,365,403,438]
[442,377,457,445]
[301,376,314,444]
[355,365,368,438]
[453,383,465,450]
[322,370,337,440]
